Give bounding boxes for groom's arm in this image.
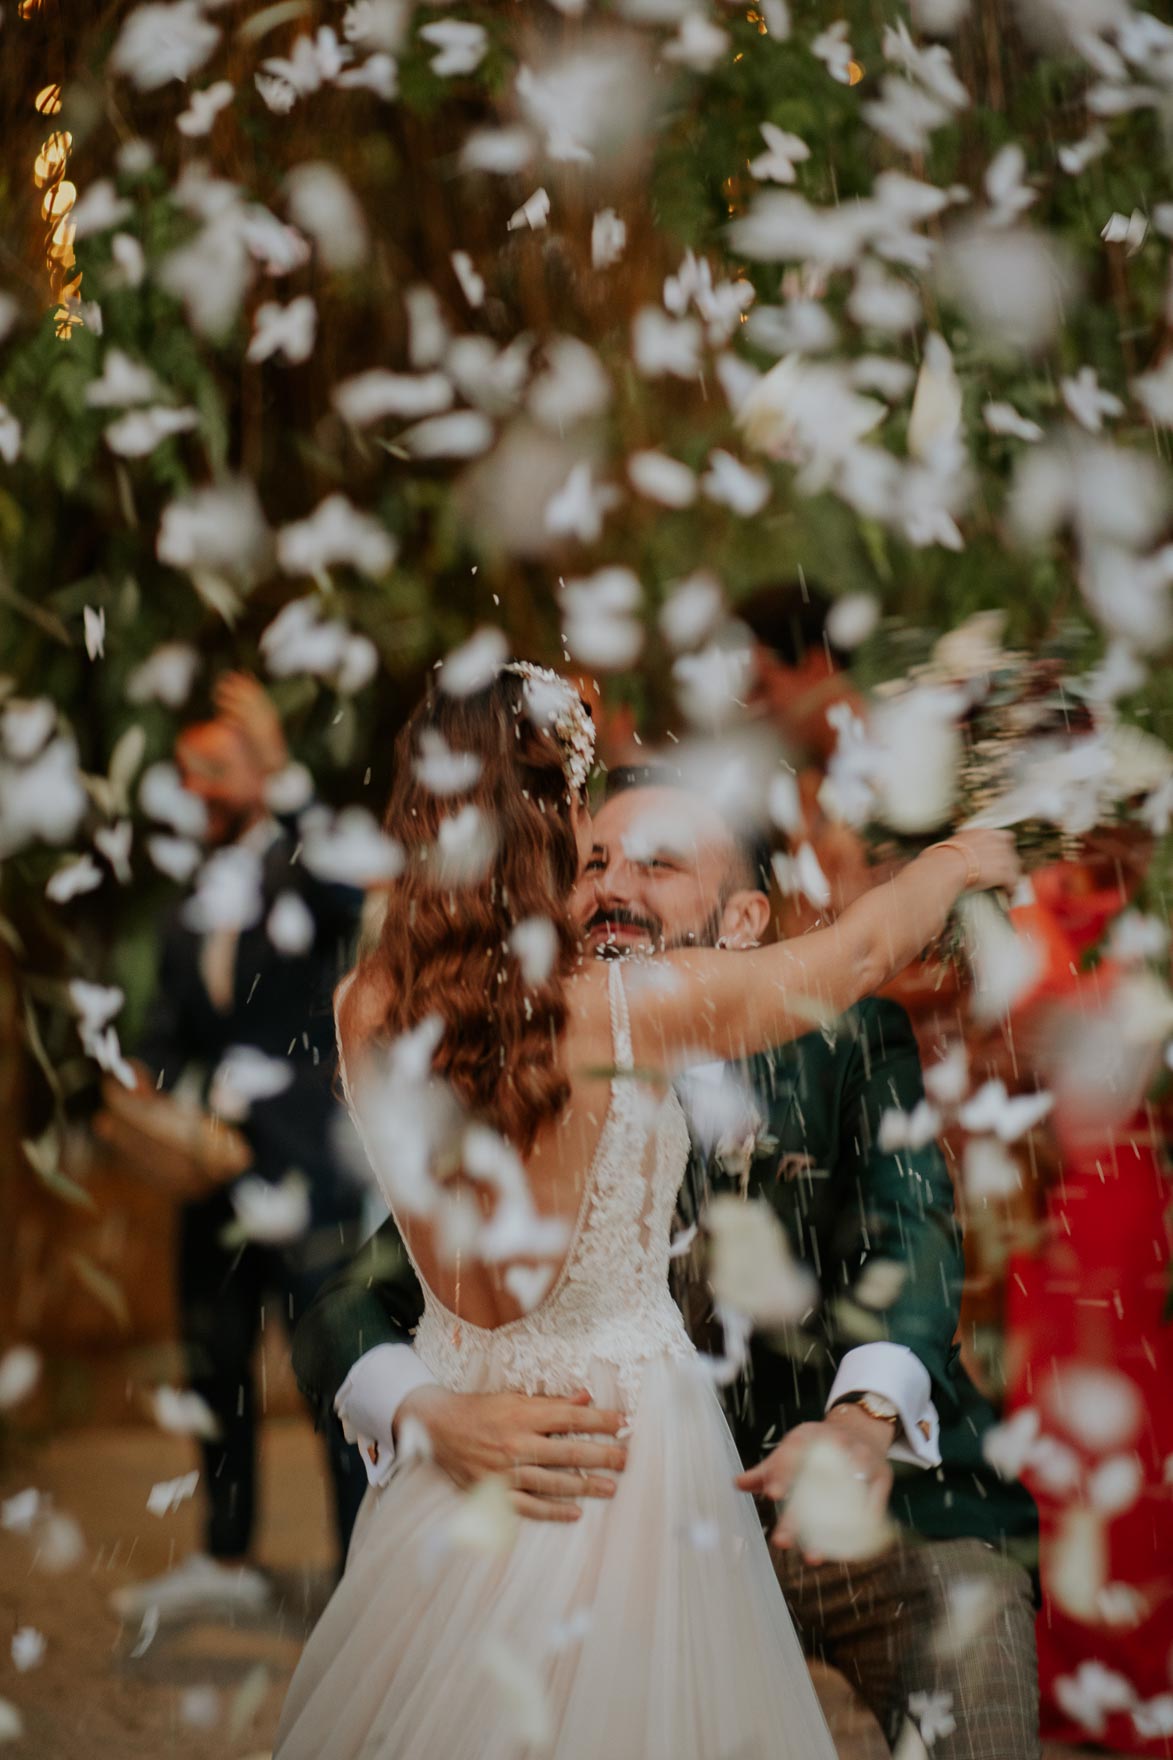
[740,1001,962,1548]
[825,996,965,1465]
[292,1215,430,1480]
[292,1215,630,1513]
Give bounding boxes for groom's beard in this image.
[583,903,724,957]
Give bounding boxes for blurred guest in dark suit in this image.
[110,676,367,1623]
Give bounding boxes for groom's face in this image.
[571,786,757,956]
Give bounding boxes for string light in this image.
[41,179,76,223]
[34,131,72,187]
[22,20,83,335]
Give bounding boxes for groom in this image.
[293,766,1040,1757]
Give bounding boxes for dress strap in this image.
[607,959,634,1074]
[333,970,358,1111]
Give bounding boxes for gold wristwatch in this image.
[833,1391,900,1427]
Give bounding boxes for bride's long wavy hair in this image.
[352,671,584,1153]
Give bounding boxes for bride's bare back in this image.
[339,825,1018,1333]
[338,959,652,1332]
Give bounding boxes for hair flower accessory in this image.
[502,661,596,795]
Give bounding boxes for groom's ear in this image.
[718,889,771,947]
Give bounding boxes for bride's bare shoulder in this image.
[335,965,393,1063]
[563,956,618,1051]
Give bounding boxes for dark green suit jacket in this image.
[293,996,1036,1556]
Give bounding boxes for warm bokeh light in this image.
[847,59,865,85]
[31,78,83,334]
[41,179,77,222]
[49,218,77,269]
[34,131,73,187]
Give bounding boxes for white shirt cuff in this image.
[826,1342,942,1469]
[334,1344,439,1489]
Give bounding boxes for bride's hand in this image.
[926,829,1021,893]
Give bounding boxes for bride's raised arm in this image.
[621,830,1020,1068]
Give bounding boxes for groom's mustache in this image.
[582,905,663,948]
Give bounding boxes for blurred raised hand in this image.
[213,672,289,777]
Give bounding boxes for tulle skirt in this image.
[275,1352,836,1760]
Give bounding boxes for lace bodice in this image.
[340,962,695,1407]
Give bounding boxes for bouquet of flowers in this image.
[819,613,1173,868]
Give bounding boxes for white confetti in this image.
[150,1385,221,1439]
[177,79,235,137]
[591,208,626,269]
[110,3,220,91]
[0,1347,41,1410]
[507,188,551,233]
[10,1627,45,1673]
[146,1470,200,1518]
[509,916,559,985]
[231,1173,311,1244]
[707,1194,815,1326]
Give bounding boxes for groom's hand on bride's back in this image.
[395,1386,628,1522]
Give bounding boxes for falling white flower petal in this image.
[231,1173,311,1245]
[85,349,160,409]
[334,368,453,427]
[46,854,104,904]
[210,1046,294,1123]
[632,307,702,379]
[286,163,369,271]
[177,79,234,137]
[104,405,199,458]
[10,1628,45,1674]
[400,410,494,459]
[0,405,22,465]
[545,462,622,545]
[958,1080,1053,1141]
[247,296,318,366]
[450,250,484,309]
[528,337,611,432]
[420,18,487,77]
[591,208,626,269]
[983,401,1043,442]
[700,450,770,516]
[441,628,509,697]
[786,1435,895,1560]
[277,496,395,579]
[660,573,723,651]
[110,1,220,90]
[150,1385,220,1439]
[509,916,559,986]
[826,592,880,650]
[707,1194,816,1326]
[507,188,551,232]
[146,1470,200,1518]
[0,1347,41,1411]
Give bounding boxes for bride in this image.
[275,662,1018,1760]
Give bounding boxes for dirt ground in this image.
[0,1416,1117,1760]
[0,1419,337,1760]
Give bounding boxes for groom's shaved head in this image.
[603,764,768,894]
[572,769,772,957]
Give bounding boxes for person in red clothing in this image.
[1003,838,1173,1752]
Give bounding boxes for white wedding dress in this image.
[275,963,837,1760]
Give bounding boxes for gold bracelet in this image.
[928,837,980,889]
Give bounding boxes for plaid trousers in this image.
[774,1533,1041,1760]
